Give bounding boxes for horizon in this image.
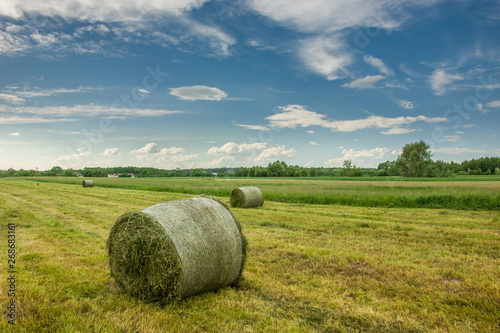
[1,1,499,170]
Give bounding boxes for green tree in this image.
[395,141,433,177]
[342,160,352,177]
[309,167,317,177]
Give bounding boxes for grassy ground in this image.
[24,176,500,210]
[1,178,499,332]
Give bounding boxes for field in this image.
[1,178,499,332]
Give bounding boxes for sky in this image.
[0,0,499,170]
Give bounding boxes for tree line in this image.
[1,141,499,178]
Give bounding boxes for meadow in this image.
[25,176,500,210]
[0,178,499,332]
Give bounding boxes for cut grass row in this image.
[21,177,500,211]
[0,179,499,332]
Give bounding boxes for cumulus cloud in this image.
[169,86,228,101]
[298,35,352,80]
[254,145,297,162]
[102,148,119,156]
[309,141,319,145]
[325,147,390,167]
[208,142,267,155]
[265,105,445,133]
[9,132,20,136]
[363,55,394,76]
[54,151,91,165]
[131,143,160,154]
[428,69,464,95]
[399,100,415,109]
[341,75,385,89]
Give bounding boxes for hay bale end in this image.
[107,197,247,304]
[230,186,264,208]
[82,180,94,187]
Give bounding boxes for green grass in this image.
[21,176,500,210]
[1,178,499,332]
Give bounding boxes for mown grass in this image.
[0,179,499,332]
[23,176,500,210]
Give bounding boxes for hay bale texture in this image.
[82,180,94,187]
[230,186,264,208]
[107,197,247,304]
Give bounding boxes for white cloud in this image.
[9,132,20,136]
[102,148,119,156]
[0,0,209,22]
[254,145,297,162]
[325,147,390,167]
[428,69,464,95]
[265,105,446,133]
[199,156,235,168]
[0,116,77,124]
[0,93,25,104]
[298,36,352,80]
[486,101,500,108]
[433,147,487,154]
[0,104,183,117]
[233,123,270,131]
[381,127,415,135]
[154,147,185,156]
[169,86,228,101]
[309,141,319,146]
[477,103,488,114]
[265,105,328,129]
[131,143,160,154]
[208,142,267,155]
[54,151,91,165]
[0,2,234,58]
[12,86,104,98]
[363,55,394,76]
[249,0,406,33]
[342,75,385,89]
[399,100,415,109]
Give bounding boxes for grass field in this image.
[1,178,499,332]
[25,176,500,210]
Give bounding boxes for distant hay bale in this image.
[106,197,247,304]
[82,180,94,188]
[230,187,264,208]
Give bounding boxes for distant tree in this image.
[395,140,432,177]
[309,167,317,177]
[267,160,287,177]
[342,160,352,177]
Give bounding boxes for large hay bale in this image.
[82,180,94,187]
[230,186,264,208]
[107,197,247,304]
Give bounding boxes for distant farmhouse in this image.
[107,173,135,178]
[75,172,83,177]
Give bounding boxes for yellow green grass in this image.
[0,178,499,332]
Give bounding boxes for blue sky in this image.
[1,0,499,170]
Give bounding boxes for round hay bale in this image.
[107,197,247,304]
[230,186,264,208]
[82,180,94,187]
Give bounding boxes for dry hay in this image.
[82,180,94,187]
[107,197,247,304]
[230,186,264,208]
